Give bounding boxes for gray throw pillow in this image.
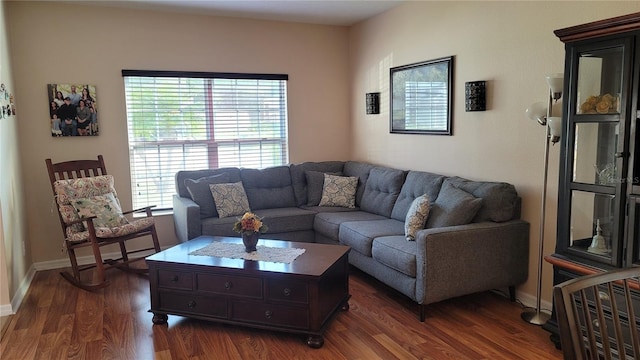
[425,182,482,228]
[405,194,430,241]
[209,182,251,218]
[305,170,342,206]
[184,173,231,218]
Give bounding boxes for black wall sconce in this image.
[366,92,380,114]
[465,81,486,111]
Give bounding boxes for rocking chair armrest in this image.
[67,215,98,226]
[123,205,157,216]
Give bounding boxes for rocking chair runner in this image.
[46,155,161,290]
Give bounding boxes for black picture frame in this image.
[390,56,453,135]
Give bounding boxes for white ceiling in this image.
[79,0,405,26]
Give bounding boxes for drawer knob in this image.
[265,310,273,319]
[224,281,232,290]
[187,300,196,308]
[171,275,179,282]
[283,288,291,297]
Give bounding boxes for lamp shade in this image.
[526,102,547,125]
[546,73,564,99]
[548,116,562,143]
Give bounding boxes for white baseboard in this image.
[33,249,161,271]
[1,265,37,317]
[0,304,13,317]
[516,289,553,316]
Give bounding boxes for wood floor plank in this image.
[0,267,563,360]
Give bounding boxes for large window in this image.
[122,70,289,210]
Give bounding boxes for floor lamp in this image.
[522,73,564,325]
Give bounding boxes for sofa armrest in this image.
[173,195,202,243]
[415,220,530,304]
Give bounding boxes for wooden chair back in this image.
[553,267,640,360]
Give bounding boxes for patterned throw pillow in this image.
[71,192,129,228]
[405,194,430,241]
[318,174,358,208]
[209,182,251,218]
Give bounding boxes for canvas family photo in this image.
[47,83,98,136]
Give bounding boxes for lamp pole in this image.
[522,74,563,325]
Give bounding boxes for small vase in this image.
[242,232,260,252]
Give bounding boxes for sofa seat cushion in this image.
[252,207,317,234]
[339,219,405,256]
[372,236,417,277]
[202,207,316,237]
[313,211,386,240]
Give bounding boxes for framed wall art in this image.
[48,83,98,137]
[390,56,453,135]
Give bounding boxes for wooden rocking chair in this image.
[46,155,161,290]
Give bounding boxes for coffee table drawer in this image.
[159,291,227,318]
[197,273,263,298]
[158,270,193,290]
[231,301,309,329]
[267,280,308,304]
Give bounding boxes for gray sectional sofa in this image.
[173,160,530,321]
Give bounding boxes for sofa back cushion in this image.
[175,168,241,198]
[425,181,483,228]
[360,166,407,217]
[289,161,345,206]
[184,173,231,218]
[390,170,446,221]
[342,161,376,207]
[240,166,296,210]
[445,176,519,222]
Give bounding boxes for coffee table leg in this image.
[307,335,324,348]
[152,313,168,325]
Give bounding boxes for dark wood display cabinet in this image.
[543,12,640,350]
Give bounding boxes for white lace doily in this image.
[189,242,306,264]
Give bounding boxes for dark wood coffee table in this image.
[146,236,350,348]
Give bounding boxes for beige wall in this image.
[5,2,351,268]
[1,0,29,310]
[349,1,640,305]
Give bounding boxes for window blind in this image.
[123,70,289,210]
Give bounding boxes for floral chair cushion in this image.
[54,175,153,242]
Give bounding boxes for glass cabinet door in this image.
[575,46,623,115]
[562,38,632,267]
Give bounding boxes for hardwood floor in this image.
[1,267,562,359]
